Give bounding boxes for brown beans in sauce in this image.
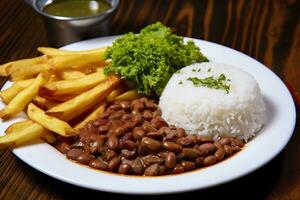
[59,97,244,176]
[118,163,131,174]
[144,163,160,176]
[89,159,108,171]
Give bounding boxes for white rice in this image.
[159,62,265,141]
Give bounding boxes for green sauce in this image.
[43,0,111,17]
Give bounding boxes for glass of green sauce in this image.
[30,0,119,47]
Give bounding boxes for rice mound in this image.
[159,62,265,141]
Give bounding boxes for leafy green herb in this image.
[192,68,197,72]
[197,68,201,72]
[187,73,230,93]
[178,80,183,84]
[104,22,208,97]
[207,68,211,72]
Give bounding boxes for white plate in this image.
[0,36,296,194]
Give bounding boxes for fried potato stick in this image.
[46,75,120,121]
[0,56,47,77]
[0,79,34,104]
[114,90,141,101]
[27,103,77,137]
[0,73,45,119]
[0,122,47,148]
[49,49,106,72]
[43,69,108,95]
[10,63,49,81]
[32,96,58,110]
[106,88,125,102]
[5,120,34,134]
[58,70,86,80]
[37,47,106,57]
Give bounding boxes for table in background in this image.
[0,0,299,199]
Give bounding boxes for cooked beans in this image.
[215,148,225,161]
[89,159,108,171]
[224,145,233,157]
[144,163,160,176]
[181,161,195,171]
[98,125,108,134]
[142,155,163,166]
[102,150,117,162]
[165,152,176,169]
[56,142,70,154]
[107,135,119,151]
[198,143,217,155]
[162,141,182,153]
[118,163,131,174]
[146,131,164,140]
[108,156,121,170]
[76,152,93,164]
[139,137,161,153]
[203,155,217,166]
[66,149,82,160]
[176,128,186,138]
[182,148,201,160]
[58,97,244,176]
[172,164,185,174]
[143,110,153,121]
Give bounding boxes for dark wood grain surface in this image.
[0,0,299,199]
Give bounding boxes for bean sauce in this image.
[55,97,244,176]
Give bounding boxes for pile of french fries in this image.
[0,47,140,148]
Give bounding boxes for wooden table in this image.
[0,0,299,199]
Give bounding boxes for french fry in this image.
[0,63,10,77]
[0,122,47,148]
[10,63,49,81]
[0,56,47,77]
[27,103,77,137]
[32,96,58,110]
[114,90,141,101]
[46,75,120,121]
[58,70,86,80]
[15,79,35,87]
[75,103,106,129]
[106,88,125,102]
[68,62,109,74]
[37,47,106,56]
[49,50,106,72]
[43,69,108,95]
[5,120,34,134]
[48,74,60,82]
[4,119,56,144]
[0,73,45,119]
[0,79,33,104]
[39,87,78,102]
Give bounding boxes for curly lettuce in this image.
[104,22,208,97]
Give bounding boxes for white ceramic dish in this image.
[0,36,296,194]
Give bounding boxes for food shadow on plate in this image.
[23,151,284,200]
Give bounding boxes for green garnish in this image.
[192,68,197,72]
[104,22,208,97]
[208,68,211,72]
[178,80,183,84]
[197,68,201,72]
[187,73,230,93]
